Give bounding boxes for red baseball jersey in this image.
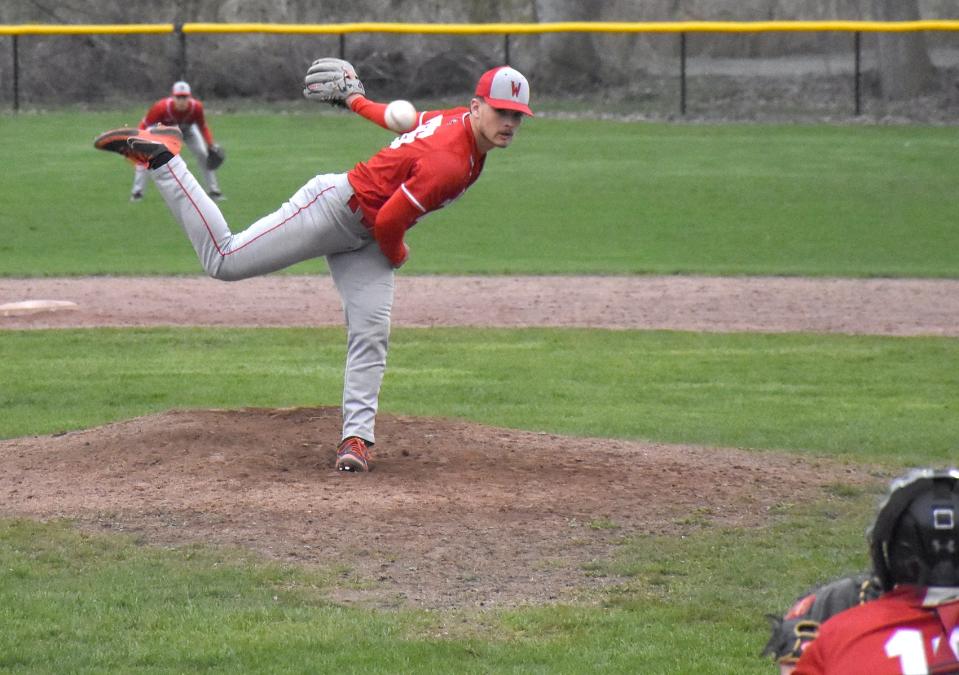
[139,97,214,146]
[347,107,486,229]
[794,585,959,675]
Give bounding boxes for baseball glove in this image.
[206,144,225,170]
[302,57,365,107]
[762,574,881,666]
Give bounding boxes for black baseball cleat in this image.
[94,126,183,168]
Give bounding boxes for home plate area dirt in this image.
[3,275,957,609]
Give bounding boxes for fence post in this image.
[504,33,510,64]
[853,30,862,116]
[339,34,346,60]
[679,32,687,115]
[176,24,187,79]
[12,34,19,113]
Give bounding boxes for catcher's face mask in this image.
[870,468,959,589]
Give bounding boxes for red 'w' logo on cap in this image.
[511,81,523,97]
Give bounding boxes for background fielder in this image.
[130,80,225,202]
[95,58,533,472]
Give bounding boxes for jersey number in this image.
[885,627,959,674]
[389,116,442,149]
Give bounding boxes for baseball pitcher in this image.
[94,59,533,472]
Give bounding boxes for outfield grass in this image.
[1,109,957,672]
[1,109,957,276]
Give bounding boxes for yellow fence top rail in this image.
[3,20,959,37]
[0,23,174,35]
[182,20,959,34]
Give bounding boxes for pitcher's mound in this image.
[0,407,881,609]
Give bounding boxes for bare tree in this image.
[872,0,937,99]
[532,0,603,91]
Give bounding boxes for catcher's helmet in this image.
[869,468,959,591]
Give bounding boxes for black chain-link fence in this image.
[3,24,958,122]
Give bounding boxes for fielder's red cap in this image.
[171,80,191,97]
[474,66,533,116]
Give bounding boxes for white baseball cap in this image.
[474,66,533,116]
[171,81,191,97]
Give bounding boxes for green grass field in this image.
[1,109,957,673]
[1,108,958,276]
[1,328,956,463]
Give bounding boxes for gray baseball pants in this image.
[150,154,394,444]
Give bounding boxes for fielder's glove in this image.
[206,144,225,170]
[762,574,881,666]
[303,57,365,107]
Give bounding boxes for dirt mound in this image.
[0,407,880,609]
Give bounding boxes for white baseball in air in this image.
[384,99,417,132]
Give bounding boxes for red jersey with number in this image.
[794,585,959,675]
[346,107,486,229]
[139,97,214,145]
